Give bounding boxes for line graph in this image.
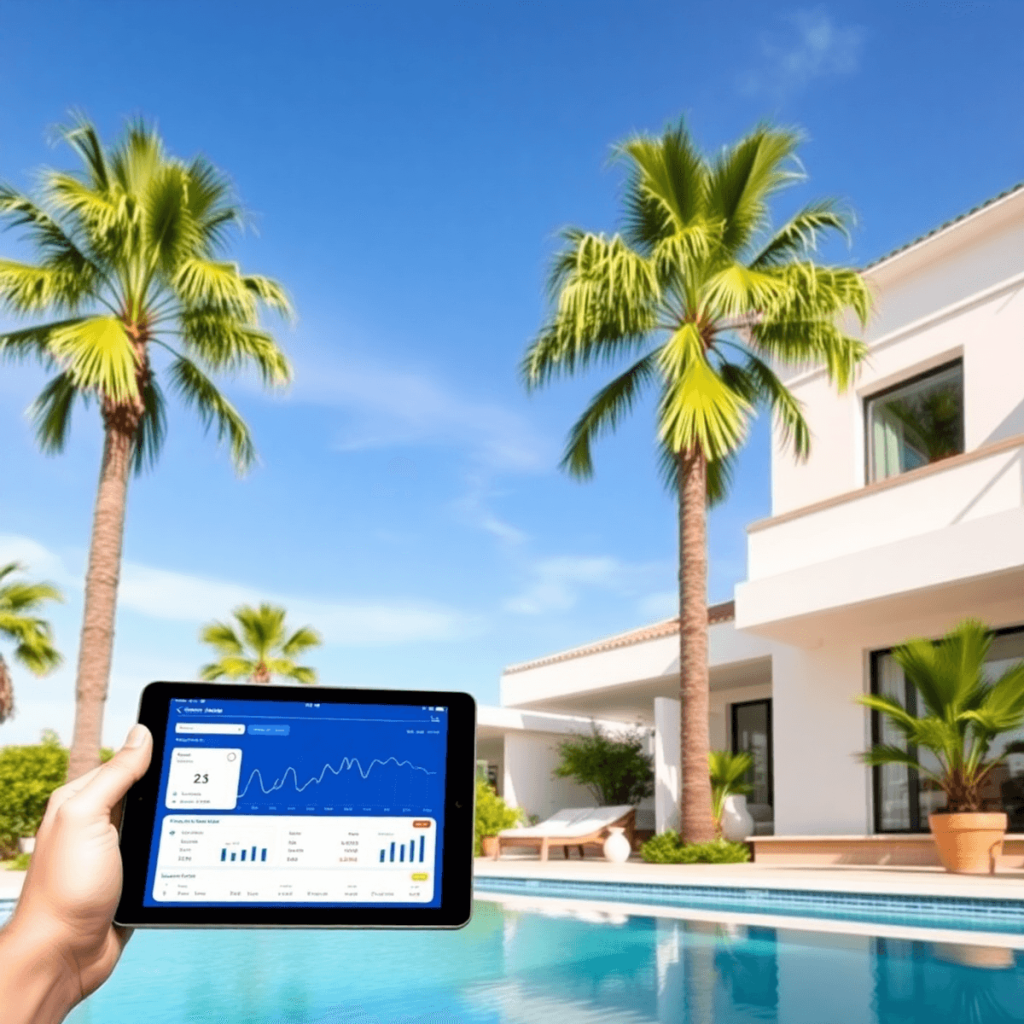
[238,756,437,798]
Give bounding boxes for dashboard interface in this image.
[143,697,448,908]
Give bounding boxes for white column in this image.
[654,697,681,833]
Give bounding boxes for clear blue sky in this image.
[1,1,1021,747]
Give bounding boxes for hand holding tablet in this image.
[115,682,476,928]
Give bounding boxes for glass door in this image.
[731,699,773,834]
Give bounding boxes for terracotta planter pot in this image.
[928,812,1007,874]
[480,835,499,858]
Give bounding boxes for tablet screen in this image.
[143,696,448,908]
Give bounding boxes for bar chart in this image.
[221,845,269,863]
[379,835,427,863]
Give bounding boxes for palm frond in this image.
[57,116,111,192]
[751,199,852,268]
[199,657,254,681]
[0,258,92,314]
[131,374,168,475]
[199,621,244,657]
[234,604,287,659]
[173,258,260,321]
[858,743,944,784]
[560,352,659,479]
[523,230,659,390]
[655,322,752,459]
[0,186,103,296]
[28,372,83,455]
[266,658,317,685]
[619,121,708,251]
[721,352,811,459]
[280,627,323,658]
[49,315,139,402]
[179,308,291,387]
[751,317,868,391]
[706,124,805,254]
[0,319,81,366]
[168,355,256,472]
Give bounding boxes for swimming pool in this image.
[3,898,1022,1022]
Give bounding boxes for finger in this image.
[43,764,105,820]
[74,725,153,814]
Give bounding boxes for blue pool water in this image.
[3,898,1022,1023]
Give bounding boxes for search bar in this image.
[175,723,246,735]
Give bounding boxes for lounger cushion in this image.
[497,805,633,839]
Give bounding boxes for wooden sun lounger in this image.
[494,805,636,861]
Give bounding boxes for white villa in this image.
[477,183,1024,862]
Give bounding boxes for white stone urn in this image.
[720,795,754,842]
[603,826,632,863]
[18,836,35,855]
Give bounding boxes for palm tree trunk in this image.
[66,419,133,781]
[678,447,715,844]
[0,654,13,724]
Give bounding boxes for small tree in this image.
[0,730,67,856]
[554,723,654,806]
[474,779,521,855]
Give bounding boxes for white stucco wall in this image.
[771,643,871,835]
[770,191,1024,518]
[654,698,680,833]
[501,732,597,822]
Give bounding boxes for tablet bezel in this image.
[115,681,476,928]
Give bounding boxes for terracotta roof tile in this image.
[503,600,735,675]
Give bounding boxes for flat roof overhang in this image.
[501,655,772,723]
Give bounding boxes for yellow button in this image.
[411,873,428,881]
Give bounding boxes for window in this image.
[865,361,964,483]
[870,627,1024,833]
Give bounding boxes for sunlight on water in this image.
[37,900,1022,1024]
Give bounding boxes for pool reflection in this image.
[63,899,1024,1024]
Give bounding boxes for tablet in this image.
[115,682,476,928]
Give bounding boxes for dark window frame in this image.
[731,698,774,810]
[863,357,965,485]
[869,624,1024,834]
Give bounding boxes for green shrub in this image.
[7,852,31,870]
[0,730,67,857]
[554,723,654,805]
[639,830,751,864]
[474,779,521,855]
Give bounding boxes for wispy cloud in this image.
[504,555,672,616]
[450,476,528,546]
[286,349,552,474]
[740,9,865,98]
[0,534,475,645]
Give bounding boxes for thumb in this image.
[76,724,154,813]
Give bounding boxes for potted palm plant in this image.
[858,619,1024,874]
[709,751,754,841]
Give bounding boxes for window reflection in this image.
[866,362,964,482]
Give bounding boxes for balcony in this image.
[735,434,1024,646]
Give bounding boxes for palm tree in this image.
[0,117,293,780]
[859,619,1024,812]
[523,121,872,842]
[0,562,64,724]
[199,603,322,684]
